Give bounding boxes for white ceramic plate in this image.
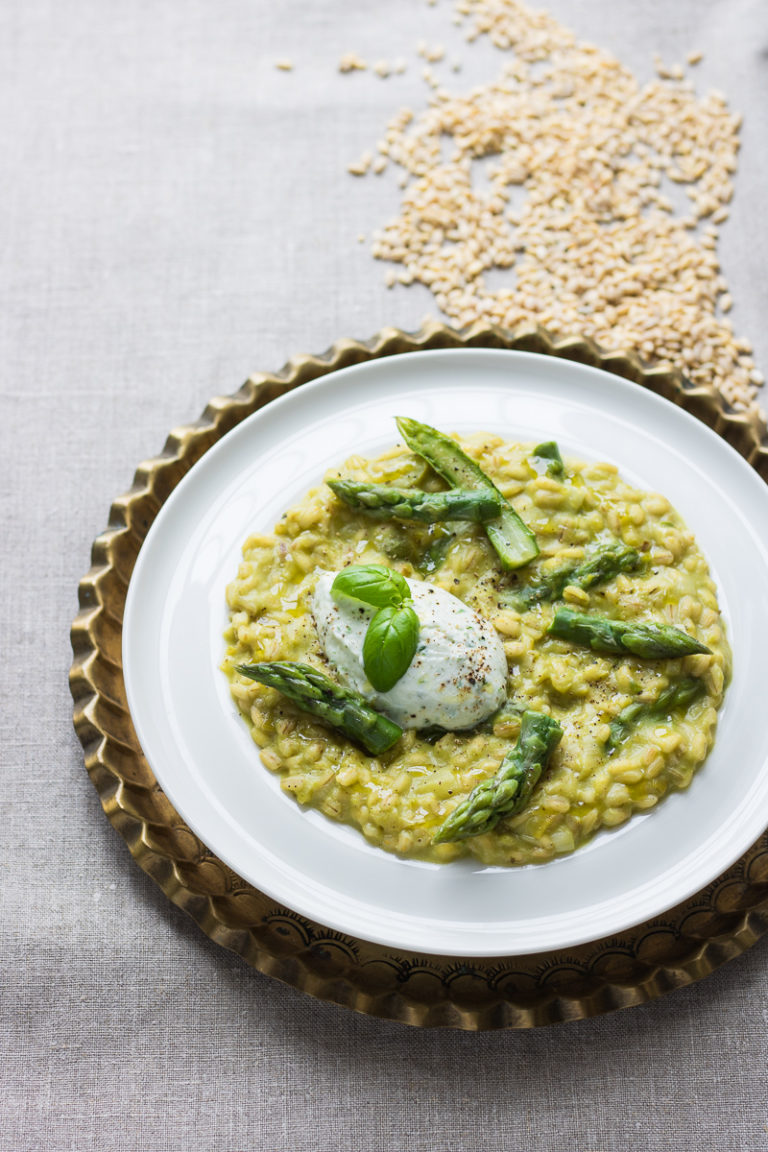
[123,349,768,957]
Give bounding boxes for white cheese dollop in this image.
[312,572,508,730]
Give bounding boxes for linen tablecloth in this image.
[2,1,767,1148]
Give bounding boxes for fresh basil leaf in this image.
[331,564,410,610]
[362,603,419,692]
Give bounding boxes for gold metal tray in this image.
[69,320,768,1029]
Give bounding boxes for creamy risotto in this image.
[222,432,730,866]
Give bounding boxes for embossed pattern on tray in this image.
[69,320,768,1029]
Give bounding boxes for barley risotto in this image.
[223,430,730,866]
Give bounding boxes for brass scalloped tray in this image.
[70,320,768,1029]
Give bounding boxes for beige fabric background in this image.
[2,1,767,1149]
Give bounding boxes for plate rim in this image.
[121,343,768,955]
[71,320,768,1028]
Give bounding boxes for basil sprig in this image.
[362,603,420,692]
[331,564,410,610]
[331,565,420,692]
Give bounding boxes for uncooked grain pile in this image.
[356,0,761,410]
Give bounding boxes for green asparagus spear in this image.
[511,542,641,608]
[235,661,403,755]
[327,479,502,523]
[605,677,705,750]
[396,416,539,570]
[433,711,562,843]
[532,441,565,476]
[547,607,711,658]
[418,531,454,575]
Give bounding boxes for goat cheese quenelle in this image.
[223,416,730,866]
[311,572,507,730]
